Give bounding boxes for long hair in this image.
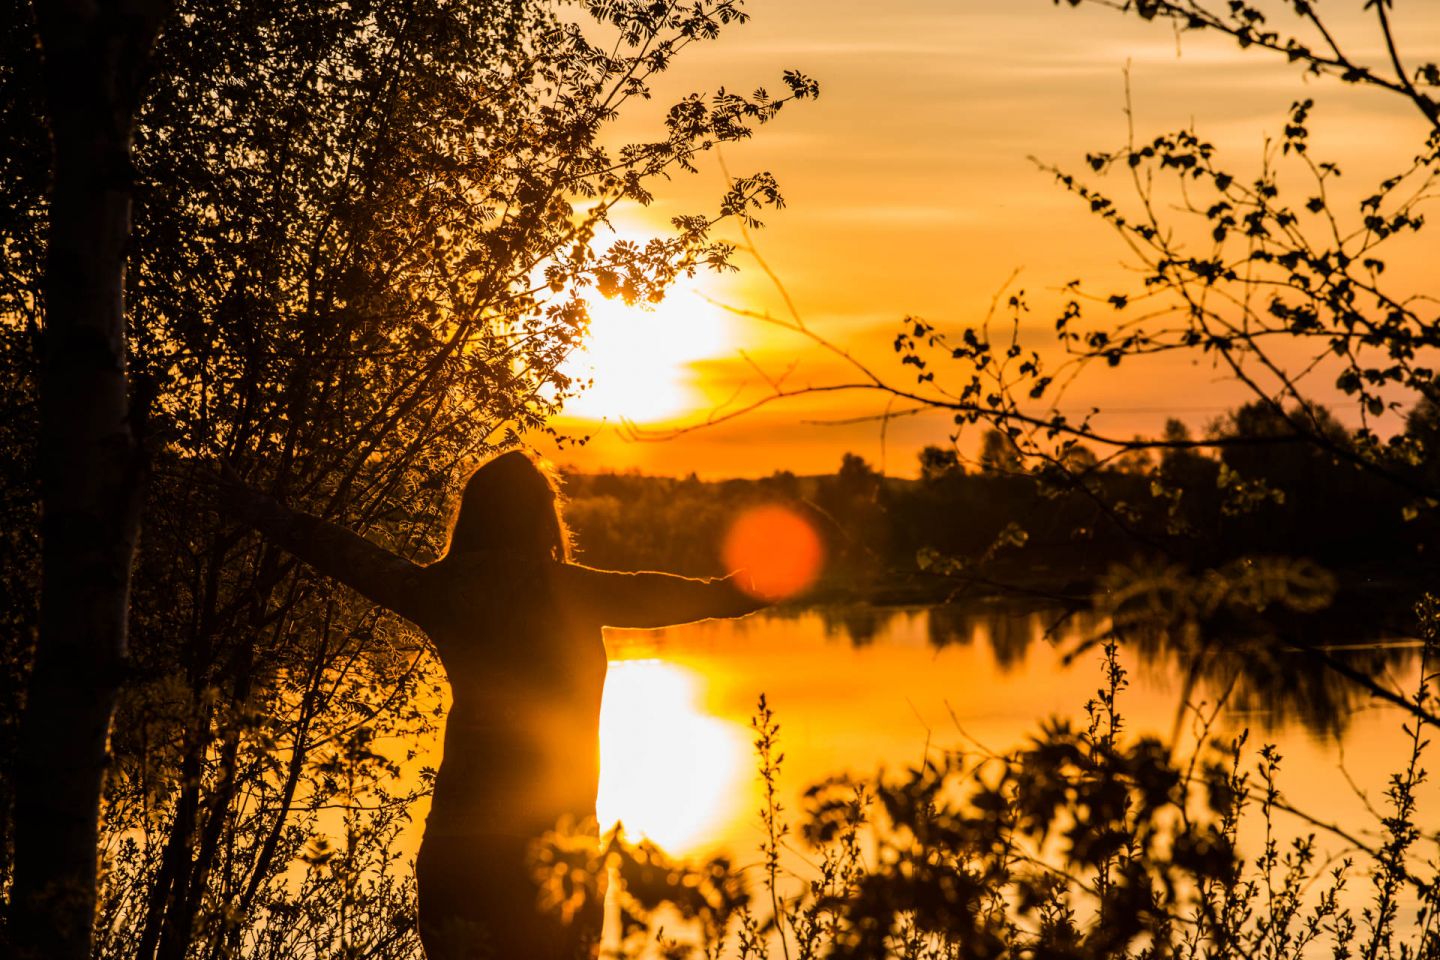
[444,450,571,561]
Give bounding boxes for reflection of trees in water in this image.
[817,601,1098,673]
[818,604,885,647]
[924,604,1075,672]
[811,586,1419,738]
[925,603,973,650]
[1094,558,1421,738]
[1108,610,1419,738]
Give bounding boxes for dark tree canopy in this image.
[0,0,813,955]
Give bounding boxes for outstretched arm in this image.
[222,478,424,623]
[555,564,769,630]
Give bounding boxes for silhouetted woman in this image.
[226,451,765,960]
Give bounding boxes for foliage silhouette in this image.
[1,0,813,954]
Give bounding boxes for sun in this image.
[559,281,732,424]
[596,659,747,855]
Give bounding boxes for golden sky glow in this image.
[541,1,1440,478]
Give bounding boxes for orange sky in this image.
[535,1,1440,479]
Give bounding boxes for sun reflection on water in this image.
[597,659,746,855]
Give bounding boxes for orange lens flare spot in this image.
[721,505,824,601]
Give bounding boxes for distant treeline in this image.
[561,401,1440,603]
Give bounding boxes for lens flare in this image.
[721,505,824,601]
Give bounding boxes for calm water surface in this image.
[597,603,1430,887]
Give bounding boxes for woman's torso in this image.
[413,554,607,839]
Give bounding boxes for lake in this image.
[594,601,1431,921]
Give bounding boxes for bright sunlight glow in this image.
[559,282,731,423]
[597,660,746,855]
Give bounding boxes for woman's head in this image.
[445,450,571,561]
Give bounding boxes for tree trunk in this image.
[7,3,166,958]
